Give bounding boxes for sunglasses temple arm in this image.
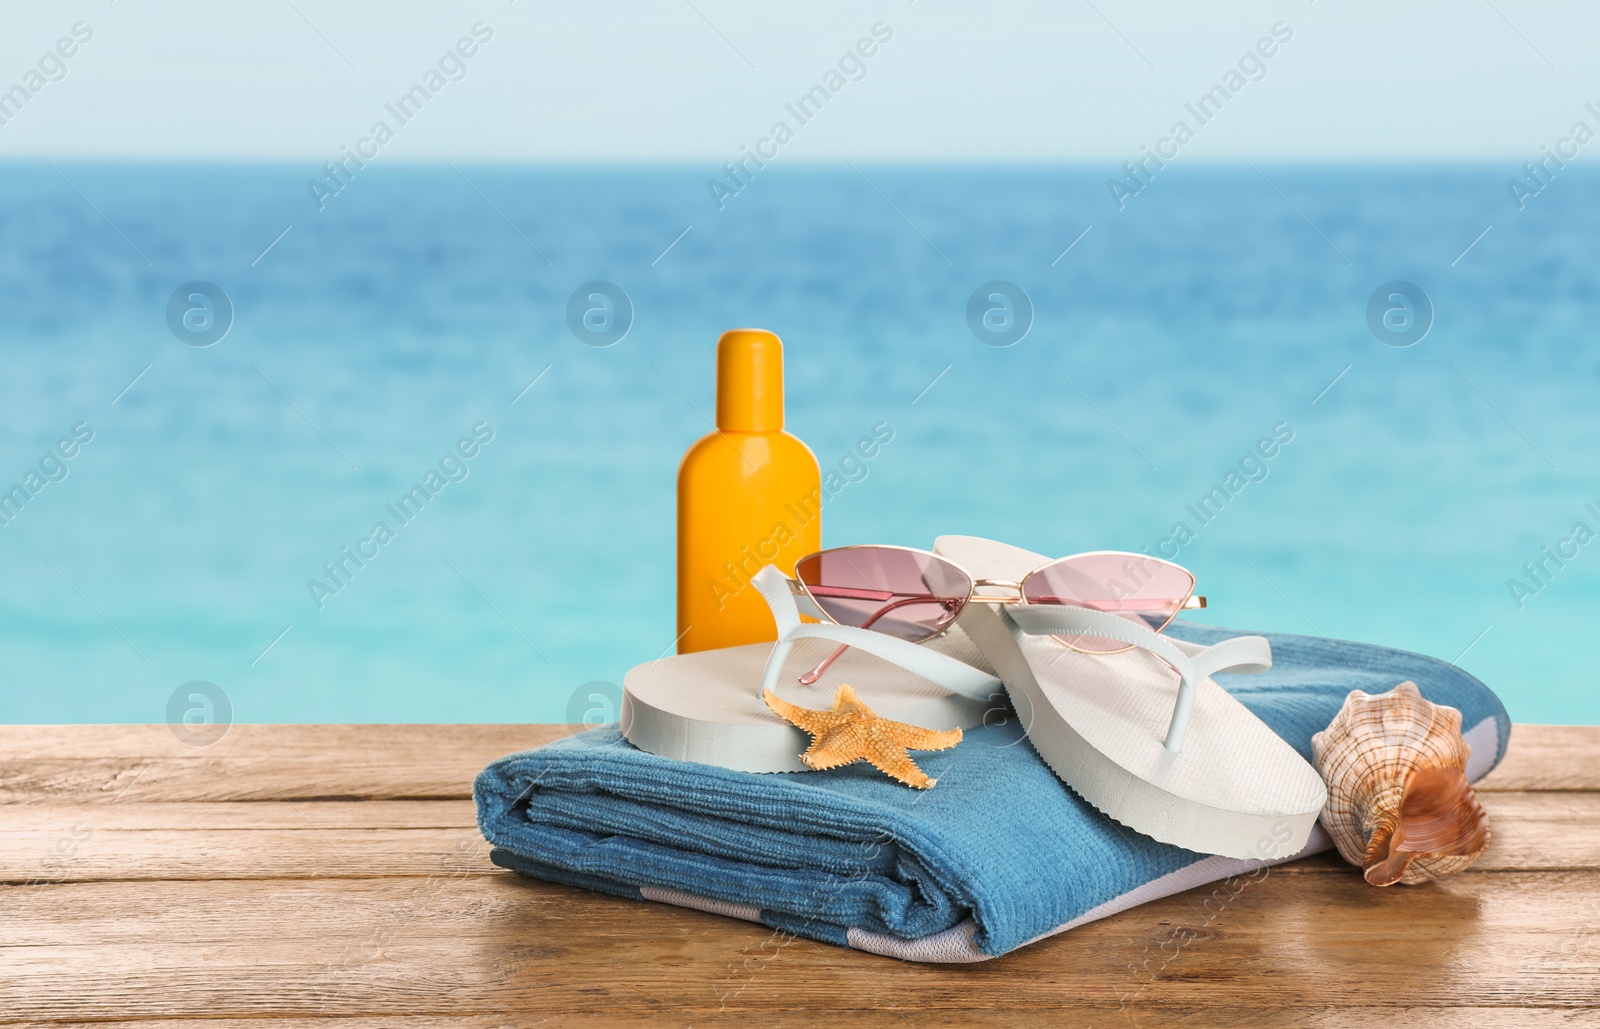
[796,643,848,685]
[756,565,1003,706]
[796,593,947,685]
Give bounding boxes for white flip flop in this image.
[933,535,1328,860]
[622,566,1002,773]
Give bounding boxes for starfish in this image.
[762,684,963,789]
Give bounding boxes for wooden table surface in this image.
[1,723,1597,1027]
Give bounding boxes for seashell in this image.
[1311,681,1490,886]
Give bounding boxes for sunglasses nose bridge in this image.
[969,577,1023,603]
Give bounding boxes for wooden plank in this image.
[0,827,492,884]
[0,725,576,804]
[3,790,1594,884]
[0,724,570,762]
[1477,724,1600,791]
[1471,790,1600,869]
[2,871,1598,1022]
[1,724,1595,1026]
[3,723,1594,804]
[0,800,477,832]
[14,1013,1600,1029]
[1290,789,1600,871]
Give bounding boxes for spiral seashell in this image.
[1311,681,1491,886]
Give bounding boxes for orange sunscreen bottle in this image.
[677,329,821,654]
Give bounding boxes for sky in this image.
[0,0,1594,164]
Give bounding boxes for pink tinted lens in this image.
[1020,553,1195,653]
[795,548,973,642]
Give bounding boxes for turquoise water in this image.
[2,162,1597,726]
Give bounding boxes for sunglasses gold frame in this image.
[785,544,1205,684]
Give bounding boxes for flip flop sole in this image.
[623,632,995,773]
[935,536,1328,860]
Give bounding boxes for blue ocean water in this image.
[1,161,1596,726]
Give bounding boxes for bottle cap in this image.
[715,329,785,432]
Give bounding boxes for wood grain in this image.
[1476,724,1600,791]
[3,872,1599,1021]
[0,826,493,884]
[2,723,1590,803]
[2,790,1594,884]
[1,723,1595,1026]
[1,800,478,831]
[15,1015,1600,1029]
[0,725,575,803]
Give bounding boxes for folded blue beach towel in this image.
[475,625,1510,962]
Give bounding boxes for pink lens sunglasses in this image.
[784,545,1206,685]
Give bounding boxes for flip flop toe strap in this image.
[1003,603,1273,753]
[750,565,1004,702]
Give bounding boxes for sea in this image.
[1,161,1596,726]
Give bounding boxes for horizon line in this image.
[0,156,1552,169]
